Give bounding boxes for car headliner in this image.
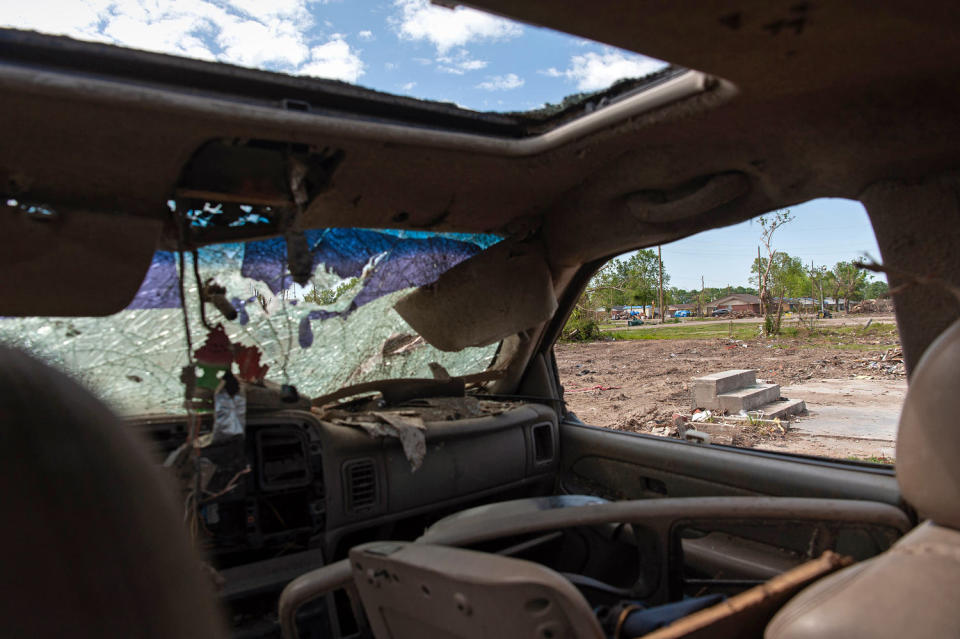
[1,0,958,379]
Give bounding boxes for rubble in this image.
[556,324,903,456]
[849,298,893,313]
[855,346,905,376]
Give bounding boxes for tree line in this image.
[577,253,886,314]
[574,208,889,323]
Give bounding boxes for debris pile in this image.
[856,346,905,376]
[850,298,893,313]
[645,408,790,448]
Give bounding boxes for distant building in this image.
[667,303,697,317]
[772,297,847,312]
[706,293,761,315]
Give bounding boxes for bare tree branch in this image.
[854,256,960,305]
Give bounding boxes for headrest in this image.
[0,346,227,638]
[897,318,960,529]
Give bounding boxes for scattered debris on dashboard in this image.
[371,411,427,472]
[315,396,522,471]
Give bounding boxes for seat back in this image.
[0,346,227,638]
[766,319,960,638]
[349,541,605,639]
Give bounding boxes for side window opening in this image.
[556,198,899,465]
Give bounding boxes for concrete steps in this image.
[692,369,806,418]
[761,398,807,420]
[718,383,780,412]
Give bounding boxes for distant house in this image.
[772,297,847,312]
[667,303,698,317]
[706,293,761,315]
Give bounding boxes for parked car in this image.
[0,2,957,637]
[711,308,731,317]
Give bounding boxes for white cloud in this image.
[543,50,665,91]
[223,0,311,23]
[358,29,374,40]
[400,81,416,90]
[216,14,312,69]
[476,73,523,91]
[2,0,112,41]
[300,37,365,82]
[392,0,521,54]
[0,0,364,81]
[436,48,486,74]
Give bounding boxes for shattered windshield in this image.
[0,228,501,415]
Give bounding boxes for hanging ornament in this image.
[235,344,270,384]
[193,324,233,390]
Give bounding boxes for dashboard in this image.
[131,401,560,593]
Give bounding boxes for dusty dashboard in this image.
[131,398,559,573]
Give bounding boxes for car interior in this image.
[2,1,960,637]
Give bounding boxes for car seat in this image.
[765,319,960,638]
[0,346,227,638]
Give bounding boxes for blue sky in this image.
[0,0,665,112]
[659,198,885,291]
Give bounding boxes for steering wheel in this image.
[278,496,910,639]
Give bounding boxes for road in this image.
[605,314,896,331]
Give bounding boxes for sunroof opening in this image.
[0,0,668,114]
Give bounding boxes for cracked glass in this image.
[0,228,502,415]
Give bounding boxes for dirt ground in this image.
[555,318,904,461]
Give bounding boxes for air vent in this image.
[343,459,378,513]
[531,423,555,463]
[256,427,311,491]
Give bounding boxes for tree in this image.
[808,264,829,316]
[584,250,667,311]
[754,209,794,329]
[864,279,890,299]
[830,261,867,312]
[751,250,807,333]
[303,278,359,305]
[764,253,807,333]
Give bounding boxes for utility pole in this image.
[699,275,705,317]
[758,245,764,317]
[657,246,664,323]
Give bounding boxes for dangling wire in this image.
[174,210,208,543]
[191,248,214,331]
[176,246,194,358]
[279,241,294,385]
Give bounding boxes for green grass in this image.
[609,323,760,341]
[606,321,899,347]
[825,342,900,351]
[846,455,895,465]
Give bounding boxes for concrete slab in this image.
[781,378,905,442]
[718,383,780,412]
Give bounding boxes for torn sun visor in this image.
[0,228,502,415]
